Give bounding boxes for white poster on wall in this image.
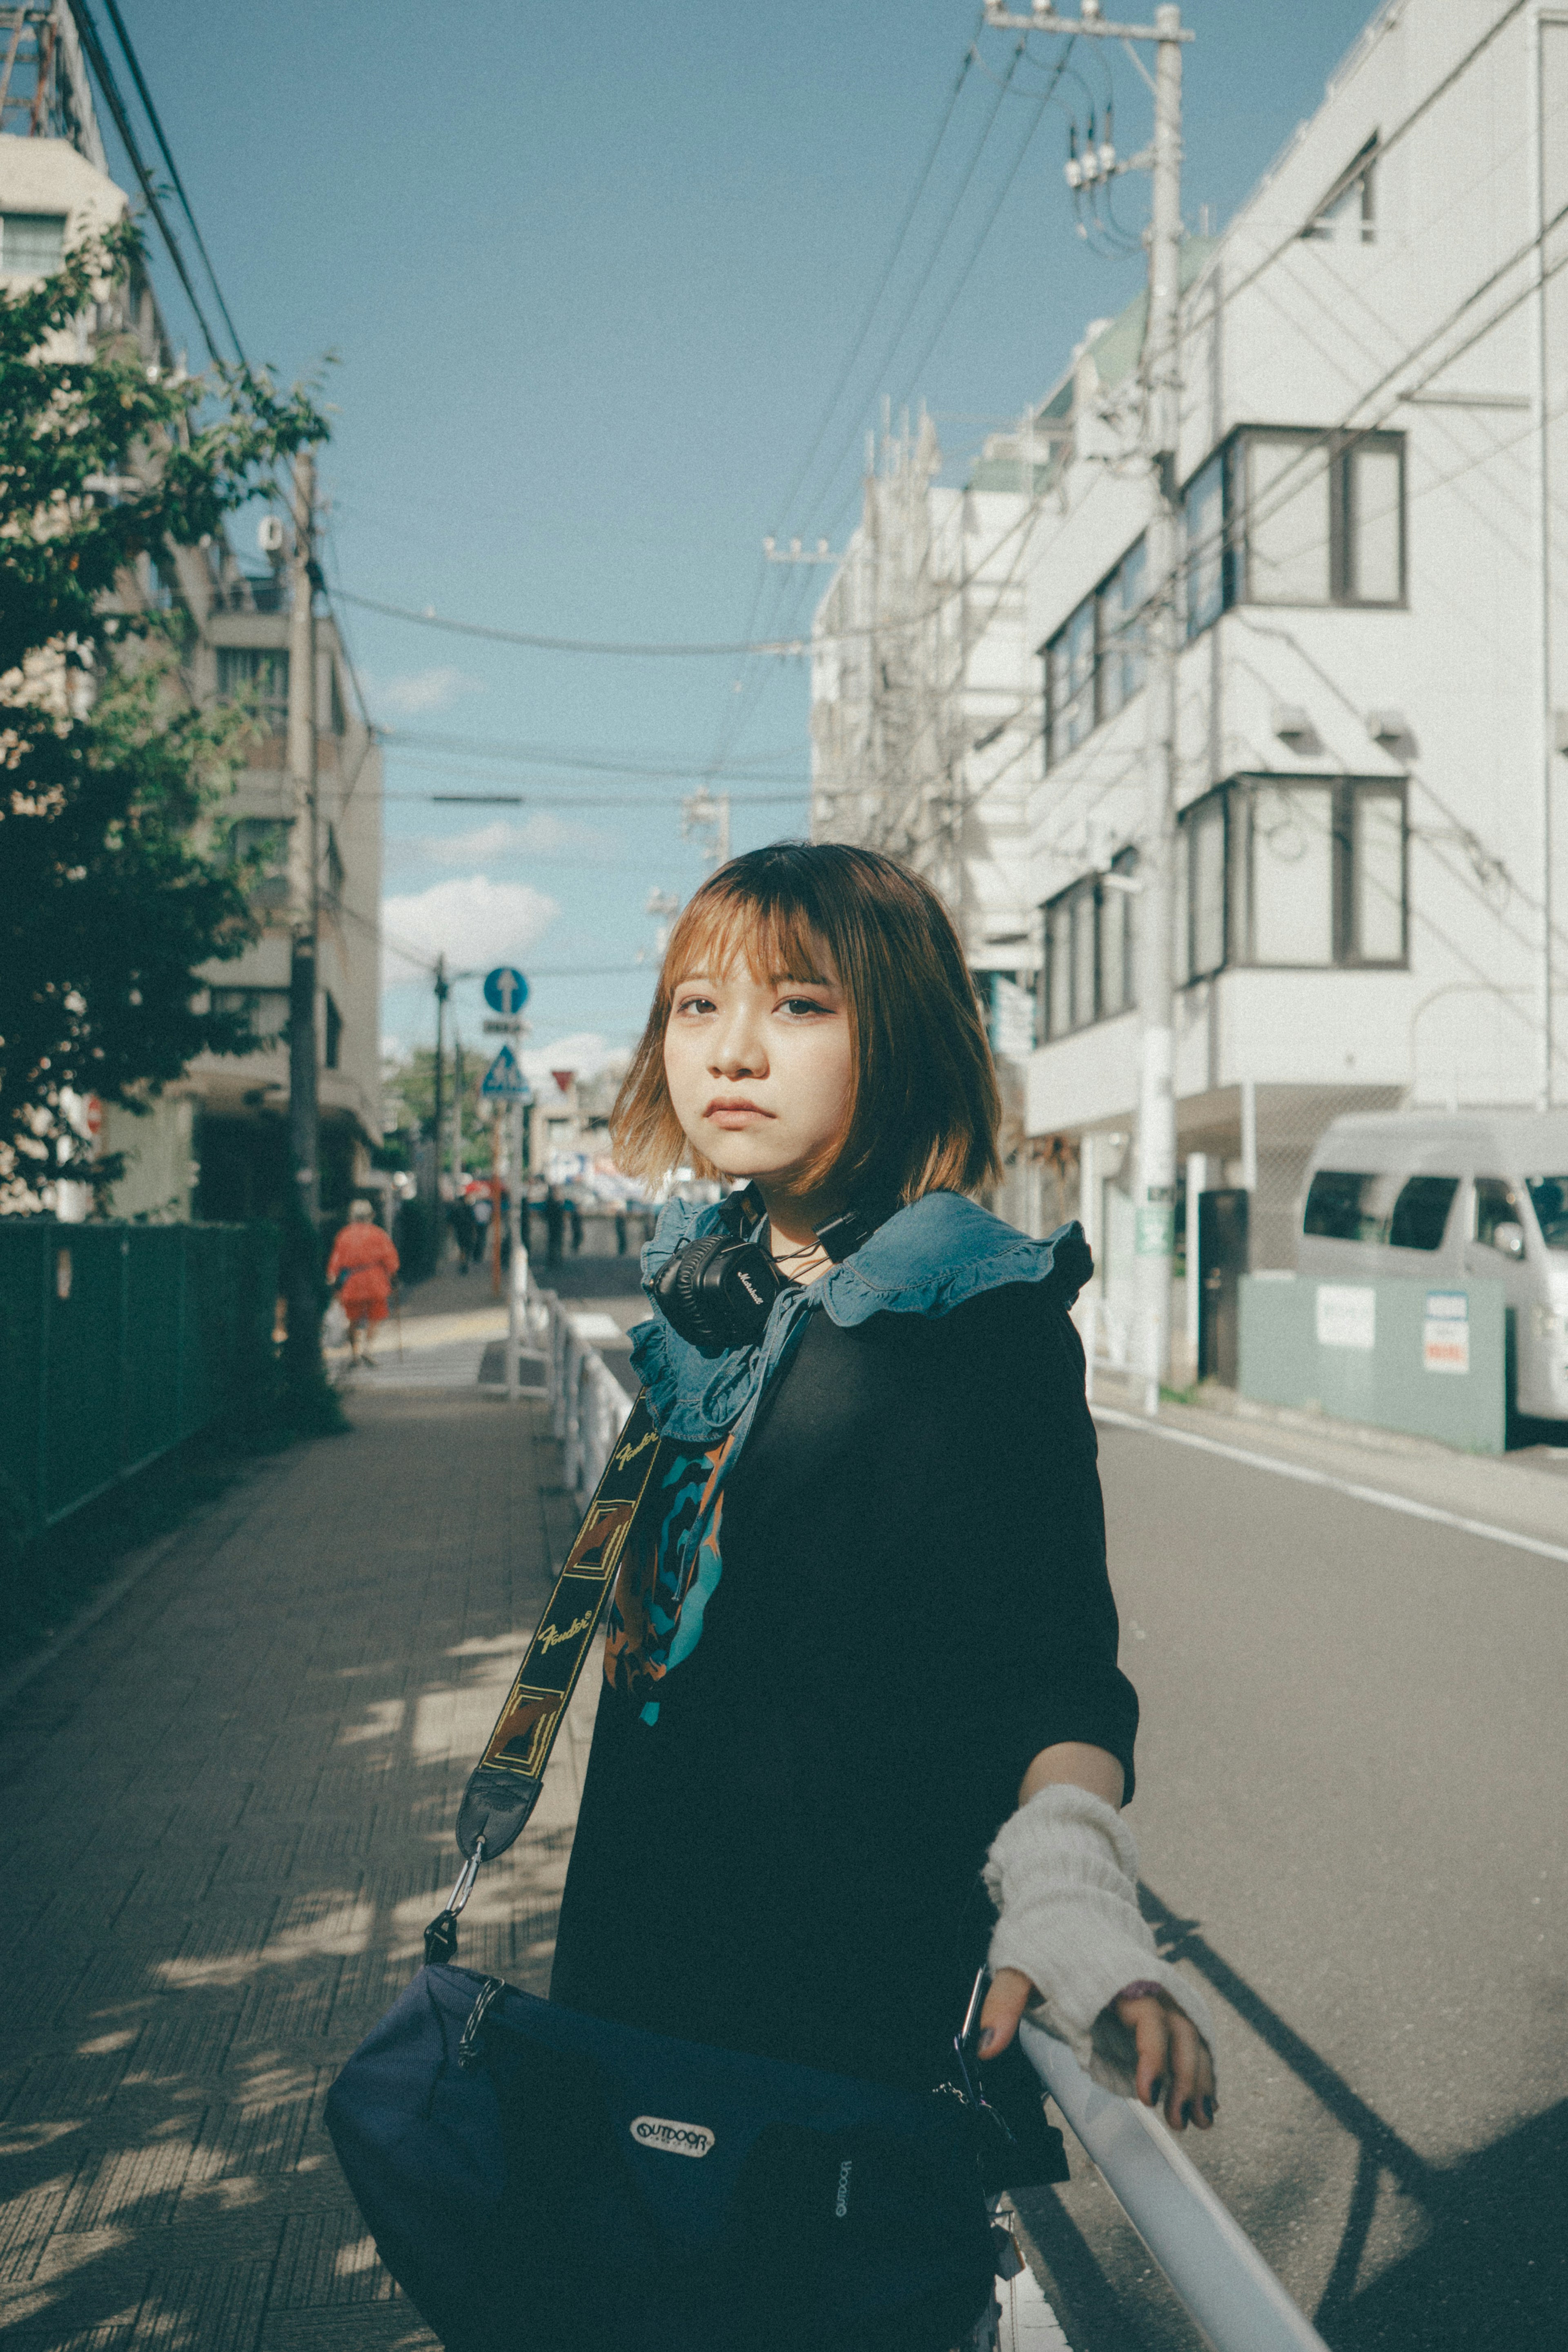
[1316,1284,1376,1350]
[1423,1290,1470,1375]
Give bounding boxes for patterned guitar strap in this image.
[424,1389,664,1965]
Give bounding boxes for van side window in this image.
[1303,1169,1384,1241]
[1473,1177,1521,1251]
[1525,1176,1568,1250]
[1388,1175,1459,1252]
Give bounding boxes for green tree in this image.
[0,220,326,1207]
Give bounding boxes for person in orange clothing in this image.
[325,1199,400,1366]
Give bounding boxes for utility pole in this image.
[279,444,332,1413]
[286,448,319,1227]
[432,952,449,1233]
[986,0,1191,1405]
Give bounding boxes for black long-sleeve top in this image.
[550,1275,1137,2094]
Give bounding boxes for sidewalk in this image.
[0,1383,595,2350]
[333,1255,645,1399]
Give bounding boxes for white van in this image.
[1298,1112,1568,1424]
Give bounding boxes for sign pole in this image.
[507,1098,524,1403]
[490,1110,503,1299]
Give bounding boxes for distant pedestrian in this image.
[325,1200,399,1366]
[449,1195,477,1275]
[543,1183,566,1267]
[566,1190,583,1254]
[470,1192,492,1267]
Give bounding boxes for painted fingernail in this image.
[1149,2075,1166,2105]
[978,2028,998,2057]
[1202,2096,1216,2122]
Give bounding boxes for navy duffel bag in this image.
[325,1960,994,2352]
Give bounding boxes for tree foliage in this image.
[0,220,328,1206]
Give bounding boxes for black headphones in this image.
[651,1182,889,1351]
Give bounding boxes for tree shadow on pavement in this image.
[0,1389,578,2352]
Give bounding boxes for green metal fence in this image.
[0,1221,279,1548]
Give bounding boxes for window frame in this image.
[1181,424,1407,637]
[1039,854,1140,1040]
[1041,537,1149,771]
[1178,774,1408,981]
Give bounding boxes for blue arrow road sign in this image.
[480,1044,532,1102]
[483,965,529,1015]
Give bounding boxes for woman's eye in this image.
[779,996,830,1019]
[674,994,715,1017]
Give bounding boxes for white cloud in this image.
[375,664,484,717]
[383,812,615,874]
[381,874,559,982]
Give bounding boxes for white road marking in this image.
[1093,1407,1568,1567]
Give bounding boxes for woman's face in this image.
[662,937,853,1198]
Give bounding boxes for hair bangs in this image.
[666,883,833,991]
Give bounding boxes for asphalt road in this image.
[1013,1410,1568,2352]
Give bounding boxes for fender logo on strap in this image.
[474,1391,663,1788]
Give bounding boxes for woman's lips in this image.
[705,1099,770,1128]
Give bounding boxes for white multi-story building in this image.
[813,0,1568,1307]
[0,4,383,1224]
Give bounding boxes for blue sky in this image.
[110,0,1378,1072]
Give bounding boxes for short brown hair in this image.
[610,843,1000,1203]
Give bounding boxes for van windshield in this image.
[1526,1177,1568,1250]
[1303,1169,1392,1242]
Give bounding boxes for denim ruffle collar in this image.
[628,1188,1090,1449]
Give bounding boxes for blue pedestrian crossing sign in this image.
[480,1043,532,1102]
[483,965,529,1015]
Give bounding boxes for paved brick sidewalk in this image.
[0,1388,594,2350]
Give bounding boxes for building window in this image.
[330,664,347,736]
[217,646,290,732]
[1043,538,1147,767]
[976,970,1037,1058]
[1040,854,1139,1038]
[1303,135,1378,246]
[1184,428,1405,635]
[1045,598,1096,765]
[209,987,288,1045]
[0,212,66,274]
[1184,450,1230,637]
[324,992,343,1071]
[325,825,345,905]
[1180,776,1406,979]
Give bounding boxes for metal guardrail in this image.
[1022,2022,1329,2351]
[524,1273,1327,2352]
[523,1266,633,1498]
[1080,1294,1160,1418]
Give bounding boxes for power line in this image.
[333,587,812,659]
[380,728,805,782]
[766,14,989,551]
[63,0,224,366]
[98,0,245,363]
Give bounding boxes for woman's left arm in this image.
[958,1289,1215,2132]
[976,1740,1217,2133]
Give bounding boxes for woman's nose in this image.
[709,1013,766,1077]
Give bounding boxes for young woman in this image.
[549,843,1214,2347]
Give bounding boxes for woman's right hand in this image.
[1112,1984,1216,2130]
